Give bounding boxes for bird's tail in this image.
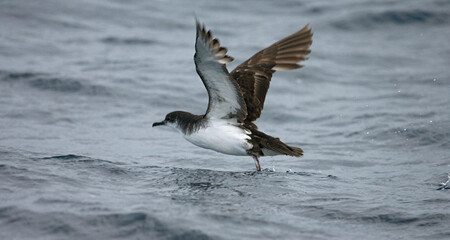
[247,128,303,157]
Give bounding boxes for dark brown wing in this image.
[230,24,312,123]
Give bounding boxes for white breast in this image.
[182,119,252,156]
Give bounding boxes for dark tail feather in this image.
[281,144,304,157]
[266,139,303,157]
[247,128,303,157]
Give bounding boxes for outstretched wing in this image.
[230,24,312,123]
[194,20,247,121]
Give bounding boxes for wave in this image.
[373,123,450,149]
[0,71,110,96]
[315,207,450,227]
[333,9,449,30]
[40,155,130,176]
[0,206,213,240]
[100,37,159,46]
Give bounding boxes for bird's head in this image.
[152,111,180,129]
[153,111,203,134]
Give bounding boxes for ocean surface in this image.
[1,0,449,239]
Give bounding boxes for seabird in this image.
[153,19,312,171]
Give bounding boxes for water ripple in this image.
[333,9,449,30]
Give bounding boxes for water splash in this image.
[437,173,450,190]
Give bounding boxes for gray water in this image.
[1,0,450,239]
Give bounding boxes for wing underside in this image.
[194,21,247,121]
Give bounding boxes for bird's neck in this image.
[175,112,205,135]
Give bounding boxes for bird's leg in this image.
[252,156,261,171]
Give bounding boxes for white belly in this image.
[183,120,252,156]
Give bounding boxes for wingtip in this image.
[301,23,312,34]
[193,12,199,25]
[194,16,203,37]
[194,19,234,65]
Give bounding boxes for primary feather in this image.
[231,24,313,123]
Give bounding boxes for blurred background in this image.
[1,0,449,239]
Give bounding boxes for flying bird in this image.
[153,20,312,171]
